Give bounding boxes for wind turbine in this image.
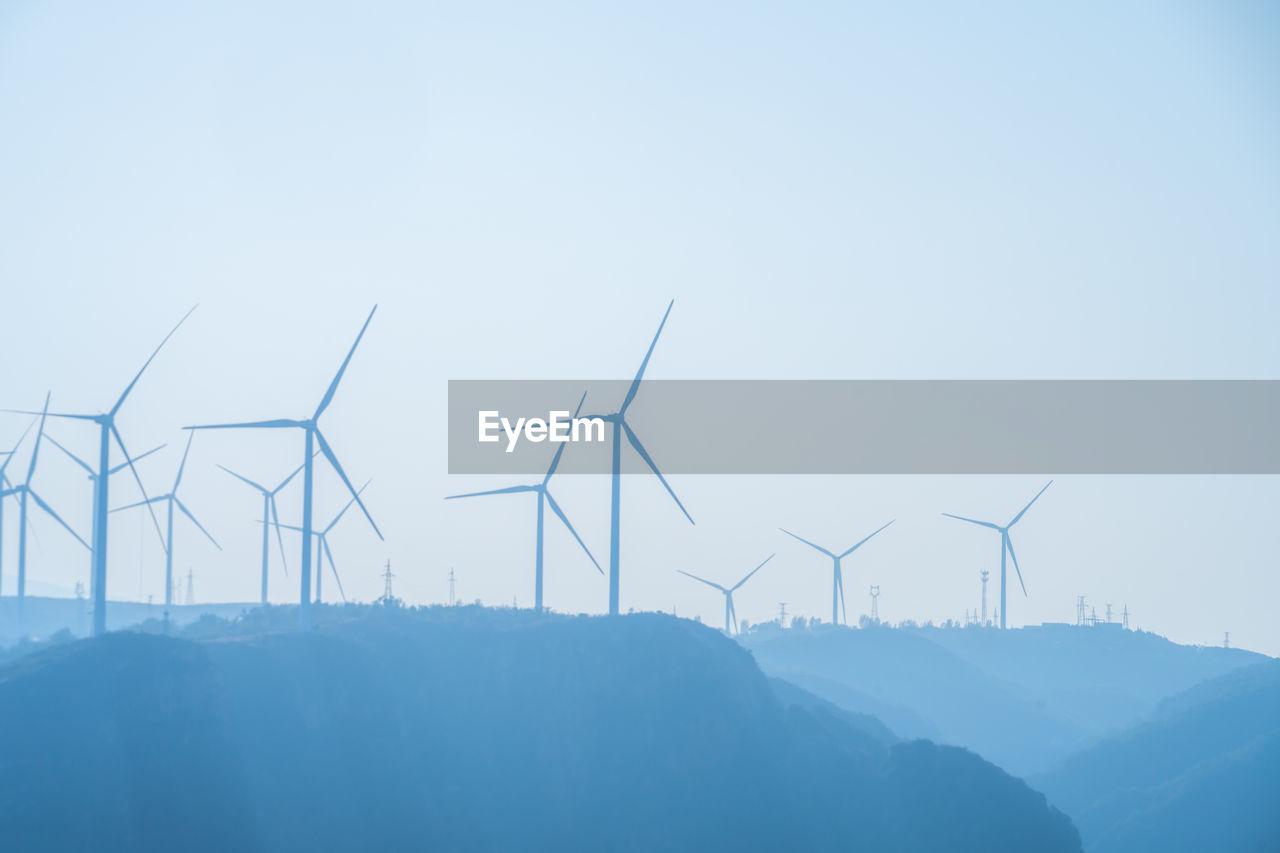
[2,306,196,636]
[45,434,165,604]
[3,394,91,633]
[779,521,894,625]
[111,431,221,606]
[187,306,382,630]
[0,421,36,598]
[445,392,601,611]
[582,300,693,616]
[943,481,1052,630]
[218,458,308,605]
[677,553,774,634]
[273,480,371,605]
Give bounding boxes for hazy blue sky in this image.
[2,2,1278,651]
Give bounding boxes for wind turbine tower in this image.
[980,570,989,623]
[46,435,165,604]
[274,480,371,604]
[780,521,893,625]
[187,307,382,630]
[869,585,880,621]
[581,301,694,616]
[676,554,774,635]
[6,394,91,633]
[449,568,456,606]
[218,459,307,605]
[0,421,36,598]
[5,308,196,636]
[944,481,1052,630]
[185,568,194,605]
[446,392,600,611]
[112,431,220,606]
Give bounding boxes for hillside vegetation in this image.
[0,606,1080,852]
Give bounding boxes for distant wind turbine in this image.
[3,394,91,633]
[943,481,1052,630]
[582,300,693,616]
[186,306,382,630]
[0,421,36,598]
[111,431,221,607]
[2,306,196,636]
[677,553,774,634]
[218,459,308,605]
[274,480,371,604]
[446,391,601,611]
[779,521,894,625]
[46,434,165,604]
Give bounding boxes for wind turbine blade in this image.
[218,464,267,493]
[272,456,311,493]
[27,489,90,550]
[173,430,196,491]
[314,429,382,540]
[0,409,98,421]
[544,391,588,483]
[6,419,35,455]
[1006,535,1028,597]
[112,304,197,416]
[110,496,167,513]
[108,443,165,475]
[26,392,51,481]
[45,434,95,476]
[174,497,221,550]
[112,425,166,547]
[544,490,602,574]
[322,538,347,603]
[838,520,895,559]
[621,421,693,525]
[731,553,775,591]
[269,494,289,577]
[676,569,726,592]
[620,300,674,414]
[314,305,377,420]
[273,521,305,533]
[778,528,836,559]
[730,597,738,634]
[444,485,538,500]
[325,480,370,533]
[941,513,1001,530]
[1009,480,1053,527]
[0,421,34,481]
[185,418,305,431]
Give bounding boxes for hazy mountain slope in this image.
[918,623,1265,735]
[1033,658,1280,852]
[773,669,943,742]
[0,607,1081,852]
[768,675,899,746]
[742,623,1086,776]
[740,622,1266,777]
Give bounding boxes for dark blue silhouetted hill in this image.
[0,606,1080,852]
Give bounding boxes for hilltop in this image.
[0,605,1080,852]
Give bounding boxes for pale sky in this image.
[2,1,1278,652]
